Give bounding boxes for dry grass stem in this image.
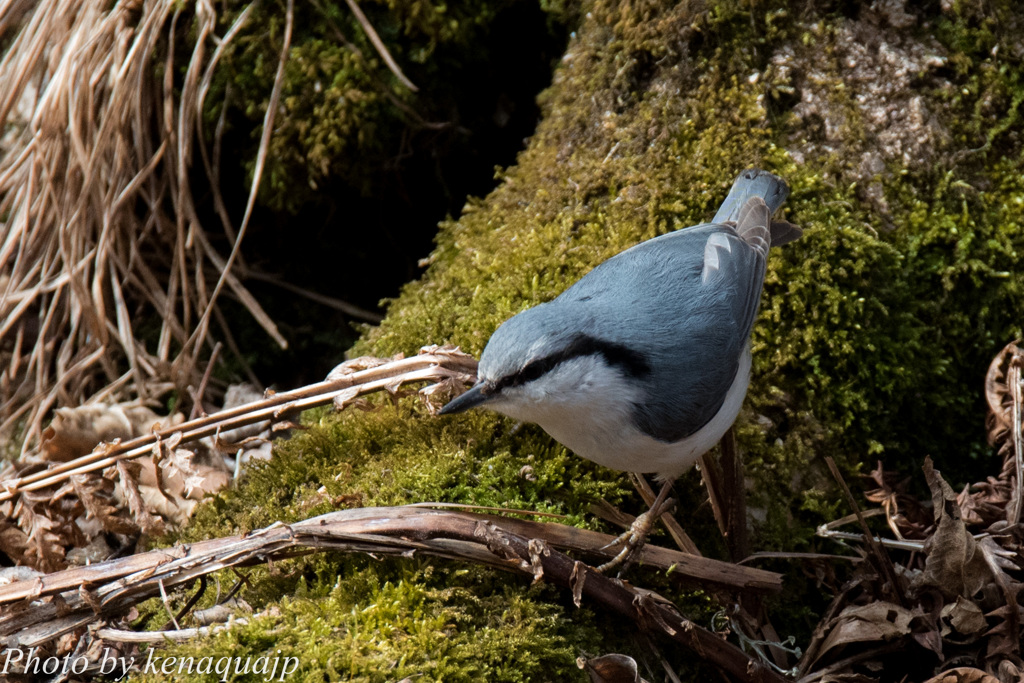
[0,347,477,503]
[0,0,386,456]
[341,0,419,92]
[95,620,250,643]
[0,0,236,452]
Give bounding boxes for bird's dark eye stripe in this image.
[492,335,650,391]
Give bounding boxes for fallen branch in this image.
[0,507,782,610]
[0,506,784,682]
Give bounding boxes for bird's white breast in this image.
[487,348,752,478]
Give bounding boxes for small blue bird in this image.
[440,169,800,569]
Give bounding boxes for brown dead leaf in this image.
[111,461,165,535]
[996,660,1024,682]
[70,474,139,536]
[40,404,182,461]
[959,478,1011,528]
[912,458,991,600]
[813,601,917,668]
[941,597,988,638]
[912,628,944,658]
[0,520,30,565]
[147,440,228,501]
[923,667,1001,683]
[983,602,1024,660]
[20,504,67,572]
[137,485,199,527]
[985,341,1021,448]
[163,448,228,499]
[126,451,225,526]
[864,460,933,539]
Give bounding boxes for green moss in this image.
[183,401,630,541]
[132,563,600,682]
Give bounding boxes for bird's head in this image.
[439,303,565,416]
[439,302,649,421]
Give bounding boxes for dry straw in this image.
[0,0,294,454]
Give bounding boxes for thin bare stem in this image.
[0,349,477,502]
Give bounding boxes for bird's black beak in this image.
[438,382,494,415]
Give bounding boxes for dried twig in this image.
[0,506,784,681]
[95,620,249,643]
[824,456,907,606]
[0,347,477,504]
[1009,357,1023,525]
[698,451,727,536]
[719,427,749,562]
[814,527,925,552]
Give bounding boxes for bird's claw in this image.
[595,497,675,575]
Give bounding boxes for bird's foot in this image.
[595,495,676,575]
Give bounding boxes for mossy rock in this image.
[154,0,1024,679]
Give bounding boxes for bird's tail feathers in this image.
[733,198,803,254]
[768,220,802,247]
[735,196,771,258]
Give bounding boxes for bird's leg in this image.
[596,477,676,575]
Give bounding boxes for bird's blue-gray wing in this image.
[553,222,767,443]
